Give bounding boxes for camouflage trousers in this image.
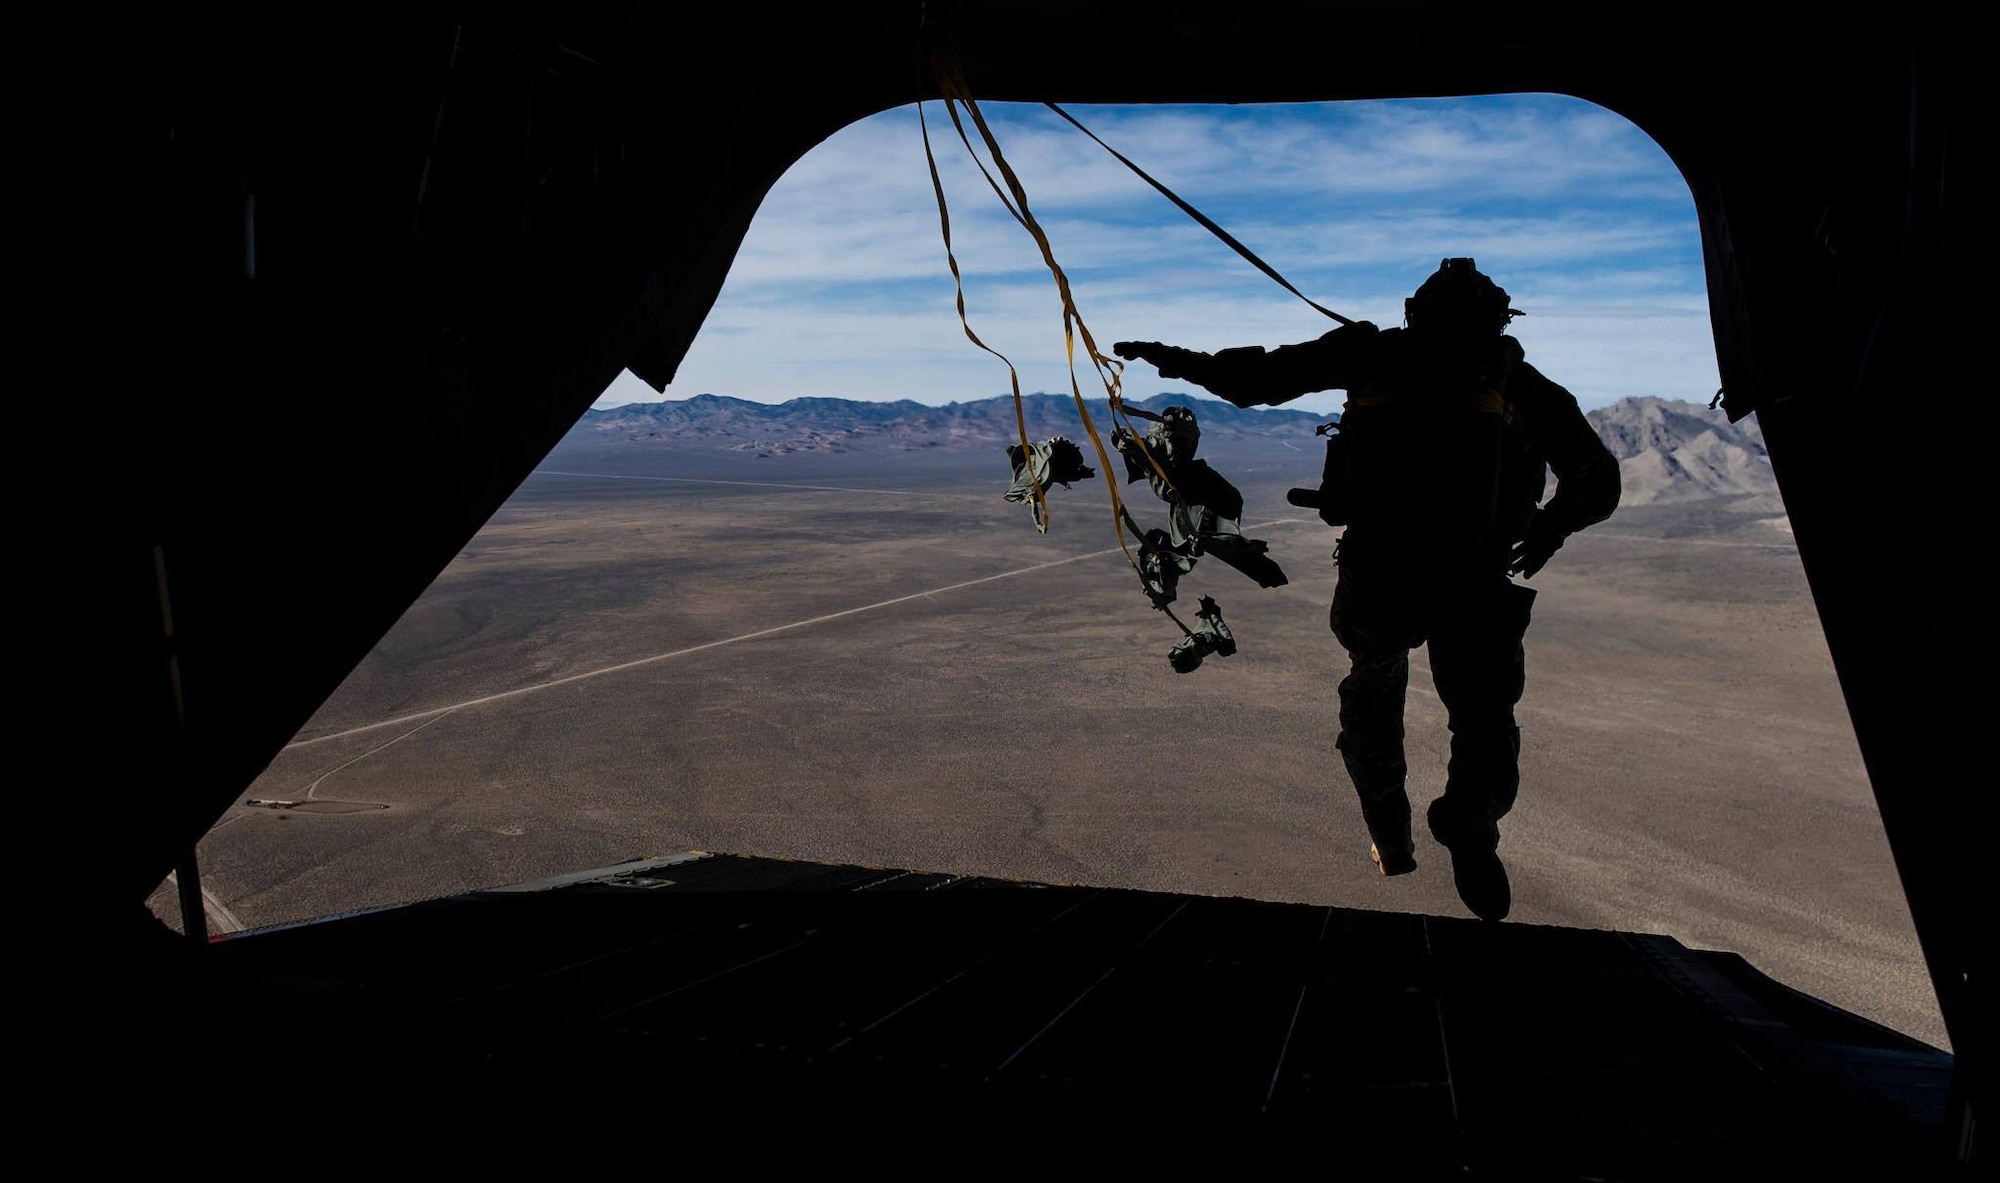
[1330,562,1536,853]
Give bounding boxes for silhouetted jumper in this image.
[1116,259,1620,920]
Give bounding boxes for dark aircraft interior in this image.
[59,2,1983,1168]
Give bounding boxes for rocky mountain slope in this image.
[1584,396,1775,505]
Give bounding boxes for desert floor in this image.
[152,441,1947,1049]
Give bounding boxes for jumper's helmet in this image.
[1404,258,1521,337]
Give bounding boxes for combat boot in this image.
[1369,840,1417,877]
[1362,804,1416,876]
[1427,797,1510,920]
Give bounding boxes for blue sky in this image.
[595,95,1719,416]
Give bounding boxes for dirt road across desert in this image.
[152,454,1946,1049]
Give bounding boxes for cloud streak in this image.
[599,94,1718,412]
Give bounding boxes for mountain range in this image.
[572,392,1327,456]
[568,391,1776,503]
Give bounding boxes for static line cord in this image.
[1042,101,1354,327]
[917,98,1049,532]
[928,51,1187,570]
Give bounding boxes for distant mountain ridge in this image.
[568,391,1777,503]
[571,391,1327,457]
[572,393,1328,457]
[1585,396,1775,505]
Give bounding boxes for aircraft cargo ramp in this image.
[126,853,1951,1172]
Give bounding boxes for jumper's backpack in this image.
[1306,331,1533,550]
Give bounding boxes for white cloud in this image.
[594,95,1718,413]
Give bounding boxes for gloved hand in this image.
[1112,340,1185,379]
[1508,511,1567,579]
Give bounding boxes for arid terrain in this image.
[150,395,1947,1049]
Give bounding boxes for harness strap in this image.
[937,64,1176,501]
[917,101,1047,531]
[927,52,1182,566]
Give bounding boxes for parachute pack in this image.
[1005,404,1287,670]
[1003,437,1094,530]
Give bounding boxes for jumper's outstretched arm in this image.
[1114,322,1380,408]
